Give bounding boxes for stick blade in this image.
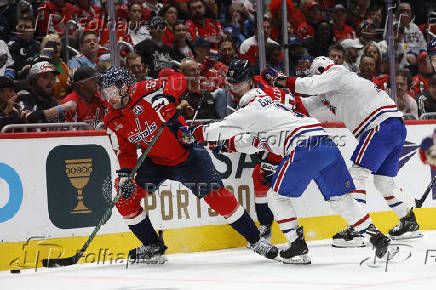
[42,255,78,268]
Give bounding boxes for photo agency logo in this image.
[46,145,112,229]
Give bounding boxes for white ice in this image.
[2,231,436,290]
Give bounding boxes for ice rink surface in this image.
[2,230,436,290]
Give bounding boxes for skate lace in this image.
[254,239,273,254]
[259,225,270,236]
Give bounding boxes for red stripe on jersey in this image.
[352,105,397,135]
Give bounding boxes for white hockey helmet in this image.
[309,56,334,76]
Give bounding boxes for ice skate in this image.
[129,239,168,264]
[259,224,272,242]
[249,237,279,260]
[332,226,366,248]
[365,224,398,259]
[280,227,311,264]
[388,209,423,240]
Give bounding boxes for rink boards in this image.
[1,121,436,271]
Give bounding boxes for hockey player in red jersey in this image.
[100,67,278,263]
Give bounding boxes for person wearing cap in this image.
[185,0,224,52]
[410,52,434,97]
[428,37,436,71]
[58,66,106,127]
[341,38,363,73]
[330,4,355,42]
[135,16,174,79]
[17,61,65,124]
[0,76,25,131]
[296,1,322,40]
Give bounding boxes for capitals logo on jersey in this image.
[322,98,337,115]
[128,119,157,144]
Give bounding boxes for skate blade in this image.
[131,255,167,265]
[281,254,311,264]
[389,231,423,240]
[332,237,366,248]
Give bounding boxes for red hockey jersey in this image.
[104,74,189,169]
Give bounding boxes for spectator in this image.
[410,52,434,97]
[0,1,12,42]
[302,20,335,57]
[171,21,194,62]
[59,66,106,127]
[68,31,99,71]
[265,42,282,72]
[185,0,224,53]
[349,0,371,30]
[40,34,70,100]
[7,14,39,80]
[36,0,74,36]
[135,16,174,78]
[163,0,189,20]
[341,38,363,73]
[127,3,151,46]
[429,37,436,71]
[160,4,179,47]
[268,0,304,42]
[179,58,219,120]
[239,18,278,66]
[218,38,236,66]
[287,36,305,76]
[0,76,24,131]
[18,61,65,124]
[143,0,163,17]
[74,0,102,28]
[330,4,355,42]
[362,42,382,74]
[358,54,377,80]
[356,20,378,48]
[118,0,152,22]
[369,5,383,29]
[0,40,14,77]
[397,2,427,65]
[377,23,409,70]
[226,1,252,46]
[395,69,418,118]
[125,53,147,81]
[416,74,436,118]
[297,1,322,40]
[328,43,345,65]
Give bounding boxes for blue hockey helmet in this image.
[99,67,136,89]
[226,59,252,84]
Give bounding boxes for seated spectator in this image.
[125,53,147,81]
[171,21,194,62]
[348,0,371,30]
[268,0,304,42]
[163,0,188,20]
[118,0,152,22]
[218,38,236,66]
[68,31,99,71]
[297,1,322,39]
[410,52,434,97]
[358,54,377,80]
[7,14,39,80]
[59,66,106,128]
[362,42,382,75]
[0,40,14,77]
[394,69,418,118]
[143,0,163,17]
[396,2,427,65]
[429,37,436,71]
[239,18,278,66]
[416,74,436,118]
[302,20,335,57]
[18,61,65,124]
[127,3,151,46]
[341,38,363,72]
[160,4,179,47]
[179,58,219,120]
[265,42,282,72]
[287,36,305,76]
[185,0,224,53]
[0,76,24,131]
[135,16,174,78]
[74,0,102,28]
[330,4,355,41]
[36,0,74,37]
[328,43,345,65]
[39,34,70,100]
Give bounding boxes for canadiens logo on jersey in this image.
[128,119,157,144]
[322,98,337,115]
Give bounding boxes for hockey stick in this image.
[415,175,436,208]
[42,123,166,268]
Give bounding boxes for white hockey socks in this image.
[373,175,414,219]
[329,194,372,233]
[349,164,371,205]
[268,189,299,243]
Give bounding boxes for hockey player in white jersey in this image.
[275,56,422,244]
[185,59,396,263]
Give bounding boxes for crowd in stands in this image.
[1,0,436,132]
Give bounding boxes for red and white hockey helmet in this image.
[309,56,334,76]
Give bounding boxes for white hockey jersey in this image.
[202,88,326,156]
[297,65,402,138]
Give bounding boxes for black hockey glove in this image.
[259,161,279,186]
[116,169,137,199]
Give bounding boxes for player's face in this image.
[102,85,128,109]
[227,80,250,98]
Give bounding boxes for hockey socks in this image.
[255,202,274,227]
[268,189,299,243]
[329,194,372,233]
[230,211,261,244]
[128,215,160,246]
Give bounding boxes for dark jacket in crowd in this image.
[135,39,175,78]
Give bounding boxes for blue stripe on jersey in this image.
[355,109,399,138]
[389,201,403,208]
[285,128,326,153]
